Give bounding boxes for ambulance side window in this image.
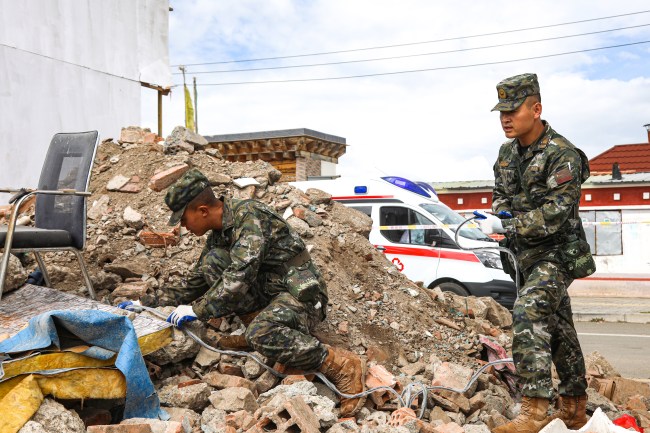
[379,207,439,246]
[379,206,409,243]
[348,206,372,217]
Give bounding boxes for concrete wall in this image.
[0,0,170,202]
[588,208,650,273]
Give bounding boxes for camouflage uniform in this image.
[492,74,590,400]
[158,169,329,371]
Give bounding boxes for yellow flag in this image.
[184,85,195,132]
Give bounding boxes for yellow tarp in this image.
[0,369,126,433]
[0,285,174,433]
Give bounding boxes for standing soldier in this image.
[475,73,595,433]
[126,168,366,417]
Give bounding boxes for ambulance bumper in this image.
[464,279,517,310]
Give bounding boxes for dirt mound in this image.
[35,131,512,373]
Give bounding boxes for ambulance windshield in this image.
[419,203,493,241]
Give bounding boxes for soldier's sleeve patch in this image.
[554,166,573,185]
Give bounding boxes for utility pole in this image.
[193,76,198,133]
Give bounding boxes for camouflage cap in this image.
[164,168,211,226]
[491,73,540,112]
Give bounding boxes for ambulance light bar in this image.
[381,176,431,198]
[416,181,437,197]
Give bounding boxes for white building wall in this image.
[592,208,650,273]
[0,0,171,201]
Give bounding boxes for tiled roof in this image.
[589,143,650,174]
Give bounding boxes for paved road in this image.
[575,321,650,380]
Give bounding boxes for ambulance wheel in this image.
[436,282,470,297]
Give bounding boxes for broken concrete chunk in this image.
[163,126,208,154]
[253,396,320,433]
[203,371,256,394]
[193,346,221,368]
[111,281,148,300]
[158,382,211,412]
[29,398,86,433]
[432,362,478,397]
[17,421,48,433]
[146,318,201,365]
[200,406,227,432]
[123,206,144,229]
[208,387,259,413]
[107,175,131,191]
[119,126,150,144]
[5,254,28,293]
[304,188,332,205]
[117,418,184,433]
[88,194,111,220]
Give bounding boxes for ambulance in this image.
[292,176,517,309]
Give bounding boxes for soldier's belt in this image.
[273,249,311,276]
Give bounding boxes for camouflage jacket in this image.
[190,197,326,319]
[492,121,590,271]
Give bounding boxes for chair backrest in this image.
[35,131,99,249]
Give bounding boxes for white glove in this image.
[167,305,198,328]
[117,300,142,311]
[473,211,506,235]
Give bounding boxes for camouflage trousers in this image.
[512,260,588,399]
[246,292,328,371]
[151,247,328,371]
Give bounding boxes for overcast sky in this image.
[141,1,650,182]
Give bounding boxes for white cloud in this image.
[144,0,650,182]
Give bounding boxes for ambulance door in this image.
[377,205,441,285]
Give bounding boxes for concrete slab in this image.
[569,273,650,298]
[572,296,650,323]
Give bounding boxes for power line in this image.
[175,23,650,75]
[1,43,143,84]
[171,9,650,67]
[174,40,650,86]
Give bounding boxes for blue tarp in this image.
[0,309,164,419]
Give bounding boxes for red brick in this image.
[433,422,465,433]
[148,164,190,192]
[292,207,306,219]
[119,419,184,433]
[365,345,390,363]
[388,407,416,427]
[218,361,244,377]
[138,231,178,247]
[178,379,203,388]
[143,132,159,144]
[365,364,401,407]
[226,410,255,430]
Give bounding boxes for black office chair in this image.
[0,131,99,300]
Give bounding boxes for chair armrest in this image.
[2,189,92,231]
[0,188,90,196]
[32,189,92,197]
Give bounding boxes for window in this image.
[420,203,493,242]
[348,206,372,217]
[379,206,439,246]
[580,210,622,255]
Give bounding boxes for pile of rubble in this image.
[3,126,649,433]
